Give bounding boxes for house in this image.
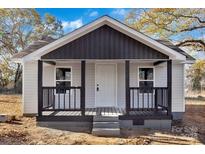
[12,16,194,136]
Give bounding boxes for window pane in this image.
[139,68,153,80]
[56,68,71,80]
[65,71,71,80]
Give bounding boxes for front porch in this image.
[37,59,172,121]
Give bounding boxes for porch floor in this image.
[42,107,168,117]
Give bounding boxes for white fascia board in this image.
[181,60,195,64]
[22,16,186,62]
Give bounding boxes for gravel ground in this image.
[0,95,203,145]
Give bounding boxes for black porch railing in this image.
[129,87,168,113]
[39,86,169,116]
[41,86,82,111]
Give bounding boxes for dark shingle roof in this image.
[156,39,195,61]
[12,36,56,59]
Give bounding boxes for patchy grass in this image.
[0,95,22,116]
[186,98,205,105]
[0,95,204,145]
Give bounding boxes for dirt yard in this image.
[0,95,204,145]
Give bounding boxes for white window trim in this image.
[138,66,155,87]
[54,66,72,94]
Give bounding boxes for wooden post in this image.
[81,60,86,115]
[167,60,172,115]
[125,60,130,114]
[38,60,43,117]
[154,89,158,112]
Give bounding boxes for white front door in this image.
[95,64,116,107]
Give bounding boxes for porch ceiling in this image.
[42,59,168,66]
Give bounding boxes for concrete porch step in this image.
[92,115,120,137]
[93,116,119,122]
[92,128,120,137]
[93,121,119,128]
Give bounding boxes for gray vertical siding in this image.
[42,25,169,60]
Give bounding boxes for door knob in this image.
[96,84,99,91]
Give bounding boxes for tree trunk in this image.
[14,63,22,93]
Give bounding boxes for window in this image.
[138,67,154,93]
[56,68,71,93]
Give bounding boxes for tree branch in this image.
[165,11,205,24]
[161,11,205,33]
[142,10,177,33]
[179,25,205,32]
[176,40,205,49]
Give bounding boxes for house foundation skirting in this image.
[37,121,92,133]
[37,117,172,132]
[172,112,184,120]
[120,119,172,130]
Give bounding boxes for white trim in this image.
[40,59,170,61]
[95,63,117,107]
[20,16,186,62]
[137,66,155,88]
[181,60,195,64]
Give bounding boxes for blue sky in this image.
[36,8,131,33]
[36,8,204,41]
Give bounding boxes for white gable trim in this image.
[21,16,186,62]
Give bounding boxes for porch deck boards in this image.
[42,107,167,117]
[42,107,124,116]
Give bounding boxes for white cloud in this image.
[89,11,98,17]
[62,18,83,32]
[111,9,128,16]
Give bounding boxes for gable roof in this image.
[42,25,169,60]
[12,15,194,62]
